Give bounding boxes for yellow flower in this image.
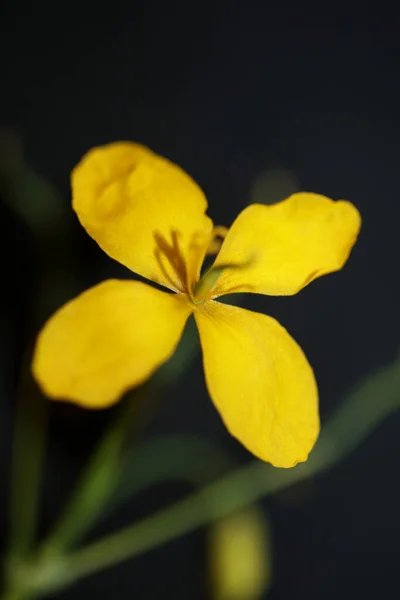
[32,143,361,467]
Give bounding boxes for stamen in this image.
[206,226,229,255]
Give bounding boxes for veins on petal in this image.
[154,230,189,293]
[153,228,217,296]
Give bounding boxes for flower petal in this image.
[32,280,192,408]
[211,193,361,297]
[195,301,319,467]
[72,143,213,292]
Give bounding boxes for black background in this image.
[1,2,400,598]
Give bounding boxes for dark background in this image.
[1,2,400,598]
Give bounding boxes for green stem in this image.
[4,366,47,600]
[34,357,400,594]
[8,371,48,560]
[40,394,142,553]
[41,319,201,553]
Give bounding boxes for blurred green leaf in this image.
[0,128,67,236]
[0,129,78,328]
[114,435,232,509]
[0,167,67,236]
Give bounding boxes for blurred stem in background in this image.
[6,362,48,564]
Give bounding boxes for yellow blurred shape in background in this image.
[209,506,272,600]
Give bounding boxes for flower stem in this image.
[3,364,48,600]
[7,370,48,560]
[40,318,201,553]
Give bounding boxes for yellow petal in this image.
[195,301,319,467]
[211,193,361,297]
[72,142,213,293]
[32,280,192,408]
